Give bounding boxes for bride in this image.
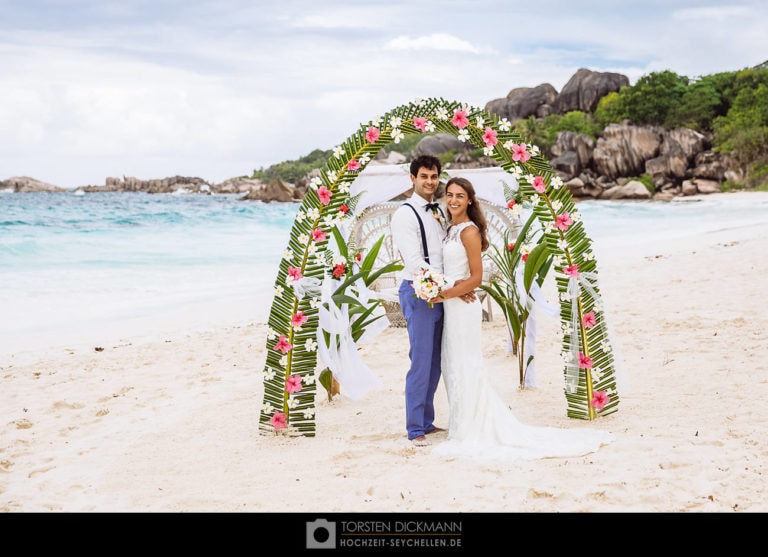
[428,177,613,461]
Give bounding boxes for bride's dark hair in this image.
[445,177,489,252]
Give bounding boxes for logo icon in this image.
[306,519,336,549]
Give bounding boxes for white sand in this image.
[2,192,767,512]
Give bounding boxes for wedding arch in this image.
[258,97,620,437]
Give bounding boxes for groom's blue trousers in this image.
[399,280,444,440]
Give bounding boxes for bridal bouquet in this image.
[412,267,447,308]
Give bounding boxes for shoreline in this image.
[2,191,768,512]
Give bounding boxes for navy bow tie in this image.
[425,202,439,212]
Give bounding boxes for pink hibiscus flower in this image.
[482,126,498,147]
[270,411,287,431]
[291,311,308,329]
[287,266,303,281]
[317,185,332,205]
[413,117,428,132]
[286,374,303,394]
[532,176,547,193]
[582,311,597,329]
[312,228,327,243]
[451,109,469,129]
[563,264,580,277]
[365,126,380,143]
[274,334,293,354]
[554,211,573,231]
[578,352,594,369]
[511,143,531,162]
[347,159,361,172]
[591,390,610,411]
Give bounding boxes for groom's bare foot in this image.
[411,435,430,447]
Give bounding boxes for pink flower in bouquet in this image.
[287,266,303,281]
[506,242,515,252]
[365,126,380,143]
[355,251,362,262]
[291,311,308,329]
[578,352,594,369]
[286,374,303,394]
[522,253,529,262]
[582,311,597,329]
[347,158,361,172]
[413,117,428,132]
[312,228,327,243]
[274,334,293,354]
[451,109,469,129]
[339,204,349,214]
[317,185,332,205]
[482,126,498,147]
[564,264,580,277]
[590,390,610,410]
[270,411,287,431]
[507,199,516,209]
[332,263,346,279]
[511,143,531,162]
[555,211,573,231]
[532,176,547,193]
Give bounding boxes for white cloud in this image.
[386,33,488,55]
[1,0,767,187]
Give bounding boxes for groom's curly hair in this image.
[409,154,442,177]
[445,177,490,252]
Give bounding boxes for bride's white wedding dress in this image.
[432,221,613,461]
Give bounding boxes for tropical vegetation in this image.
[253,63,768,189]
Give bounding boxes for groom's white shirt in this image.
[391,193,446,282]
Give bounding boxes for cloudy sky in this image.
[2,0,766,187]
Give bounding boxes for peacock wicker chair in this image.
[352,199,519,326]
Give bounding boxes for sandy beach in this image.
[2,191,767,513]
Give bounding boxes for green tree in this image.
[713,81,768,184]
[594,91,627,128]
[251,148,334,183]
[617,70,689,126]
[667,78,721,131]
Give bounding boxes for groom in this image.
[391,155,448,447]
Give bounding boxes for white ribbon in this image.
[316,275,388,400]
[565,270,601,393]
[291,276,323,301]
[511,269,557,388]
[522,279,558,387]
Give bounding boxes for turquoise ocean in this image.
[2,190,767,357]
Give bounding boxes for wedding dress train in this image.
[432,222,613,461]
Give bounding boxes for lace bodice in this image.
[443,221,476,285]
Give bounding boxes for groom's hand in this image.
[454,280,477,304]
[460,291,476,303]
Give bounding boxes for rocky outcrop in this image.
[411,133,472,158]
[239,178,295,202]
[554,68,629,113]
[85,175,213,194]
[1,176,67,192]
[546,123,743,199]
[484,83,558,122]
[592,123,664,179]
